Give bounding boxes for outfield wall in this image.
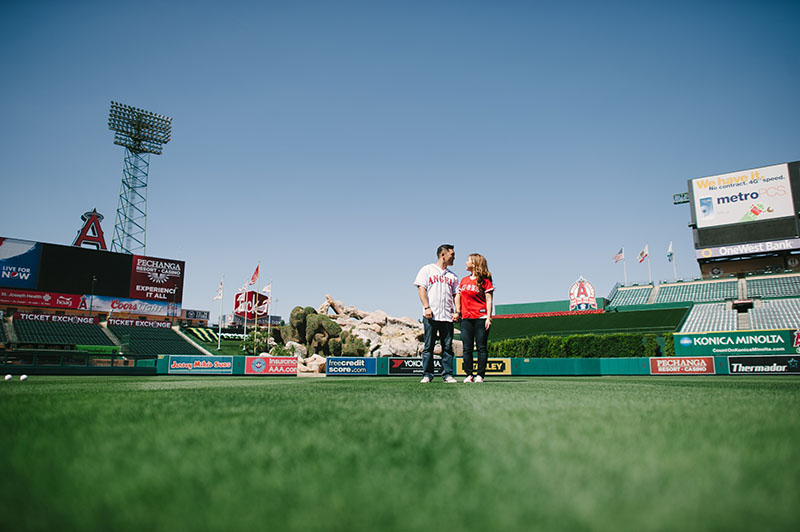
[146,355,800,376]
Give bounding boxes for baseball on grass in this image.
[20,375,28,381]
[4,374,11,381]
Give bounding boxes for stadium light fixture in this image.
[108,101,173,255]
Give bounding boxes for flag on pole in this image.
[613,248,624,263]
[249,265,259,286]
[638,244,649,263]
[262,282,272,294]
[238,282,247,292]
[667,241,674,263]
[212,277,224,301]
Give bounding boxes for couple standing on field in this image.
[414,244,494,384]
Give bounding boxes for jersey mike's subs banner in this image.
[0,238,41,290]
[650,357,715,375]
[245,356,297,375]
[691,163,793,229]
[326,357,377,375]
[129,254,185,303]
[455,357,512,375]
[168,355,233,375]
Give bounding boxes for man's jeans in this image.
[421,317,454,380]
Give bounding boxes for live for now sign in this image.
[674,330,800,356]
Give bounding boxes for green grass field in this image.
[2,376,798,531]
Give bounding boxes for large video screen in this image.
[690,162,800,249]
[36,244,133,297]
[691,163,793,229]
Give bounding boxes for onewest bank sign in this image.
[696,238,800,259]
[674,330,800,356]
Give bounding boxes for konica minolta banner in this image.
[326,357,377,376]
[674,330,800,356]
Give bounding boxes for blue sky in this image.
[1,1,799,322]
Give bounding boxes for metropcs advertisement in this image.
[691,163,793,228]
[674,330,800,356]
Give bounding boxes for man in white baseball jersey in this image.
[414,244,460,383]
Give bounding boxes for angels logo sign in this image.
[569,276,597,311]
[794,329,800,352]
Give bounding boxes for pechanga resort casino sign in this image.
[569,276,597,311]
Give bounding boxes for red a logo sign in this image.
[72,208,107,250]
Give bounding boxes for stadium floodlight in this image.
[108,101,172,255]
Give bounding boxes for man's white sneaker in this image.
[463,375,474,383]
[474,375,484,383]
[443,376,457,384]
[420,376,431,383]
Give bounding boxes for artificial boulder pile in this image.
[271,295,462,358]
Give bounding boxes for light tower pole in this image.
[108,101,172,255]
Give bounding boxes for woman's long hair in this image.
[470,253,492,293]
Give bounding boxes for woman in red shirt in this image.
[456,253,494,383]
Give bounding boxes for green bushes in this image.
[488,333,670,358]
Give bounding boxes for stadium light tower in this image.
[108,101,172,255]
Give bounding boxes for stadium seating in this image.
[749,299,800,330]
[107,324,204,355]
[0,321,7,344]
[655,280,738,304]
[746,275,800,299]
[12,319,116,346]
[679,303,737,333]
[608,286,653,307]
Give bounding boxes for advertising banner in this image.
[0,288,87,310]
[233,291,270,321]
[696,238,800,259]
[14,312,99,325]
[387,357,443,376]
[90,295,179,317]
[326,357,377,376]
[129,254,185,303]
[455,357,512,376]
[692,163,794,229]
[108,318,172,329]
[728,355,800,375]
[244,356,297,375]
[184,309,210,320]
[167,355,233,375]
[674,330,800,356]
[649,357,715,375]
[0,238,41,290]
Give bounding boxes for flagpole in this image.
[242,285,247,350]
[647,255,653,284]
[255,261,260,357]
[623,258,628,286]
[267,281,272,349]
[218,275,223,351]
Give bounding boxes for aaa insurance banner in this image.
[691,163,793,229]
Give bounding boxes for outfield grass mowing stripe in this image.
[1,376,798,531]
